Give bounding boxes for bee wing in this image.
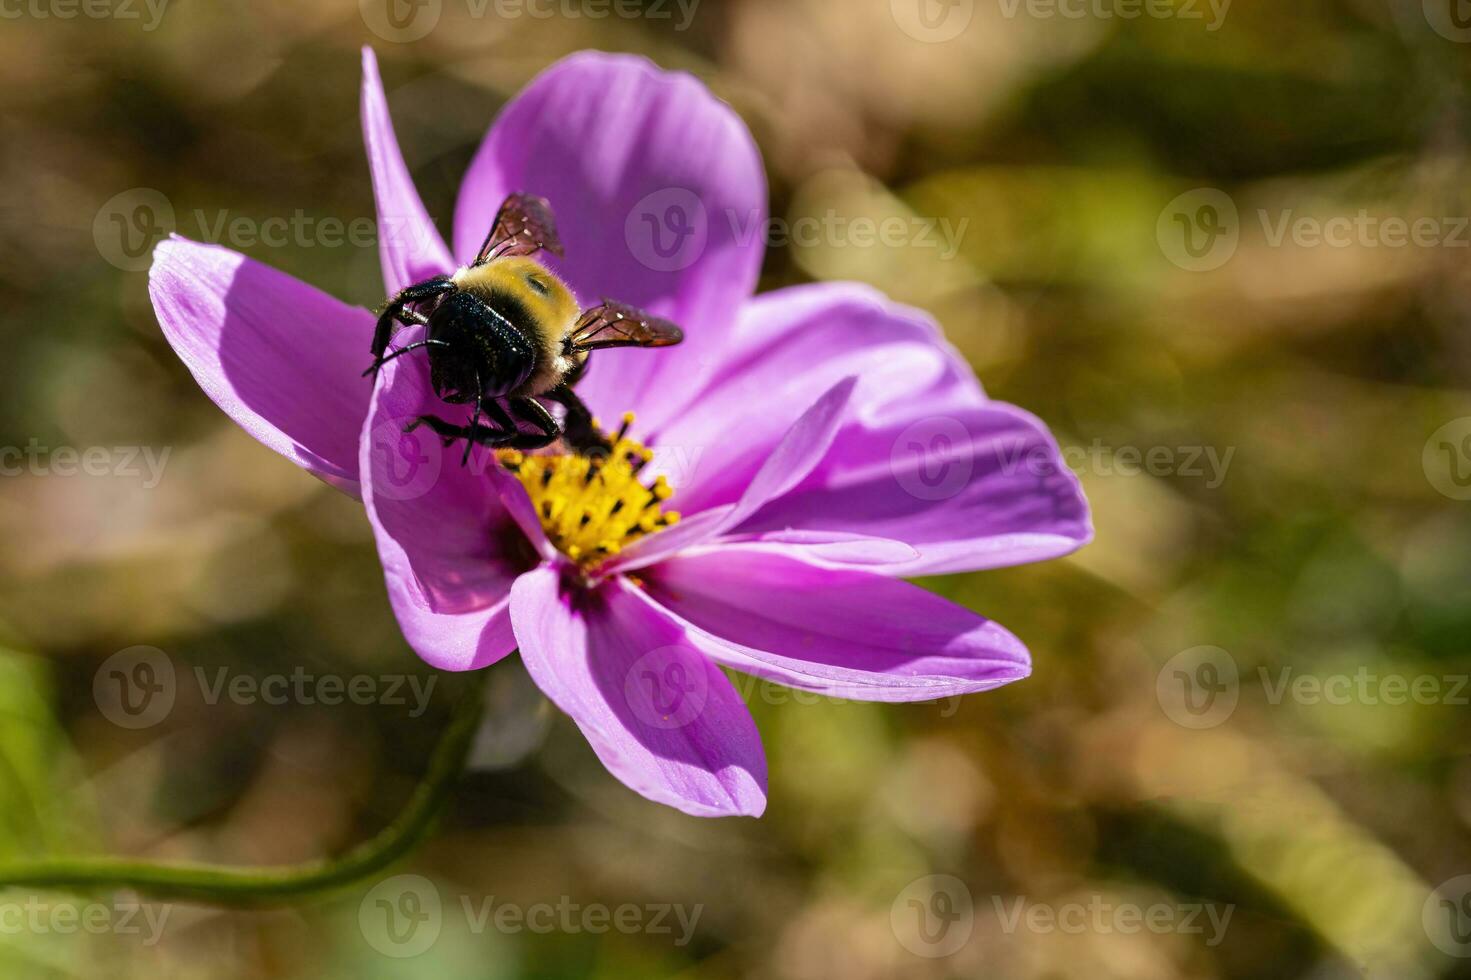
[472,192,565,265]
[569,300,684,352]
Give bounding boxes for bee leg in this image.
[404,413,470,444]
[392,308,430,330]
[405,413,514,450]
[542,386,611,457]
[504,397,562,451]
[406,398,559,458]
[461,374,489,465]
[368,276,456,371]
[473,398,548,452]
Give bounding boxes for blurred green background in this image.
[3,0,1471,977]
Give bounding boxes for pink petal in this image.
[640,282,1091,575]
[737,398,1093,576]
[361,47,455,294]
[605,376,857,574]
[644,283,960,513]
[359,330,543,671]
[510,566,767,818]
[149,235,373,496]
[703,530,918,567]
[453,52,765,433]
[635,546,1031,702]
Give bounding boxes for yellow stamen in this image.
[497,414,678,570]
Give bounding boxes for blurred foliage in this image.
[1,0,1471,977]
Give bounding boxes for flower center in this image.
[497,413,680,568]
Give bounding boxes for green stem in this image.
[0,674,487,906]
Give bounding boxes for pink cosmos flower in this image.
[149,48,1092,818]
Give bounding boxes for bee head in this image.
[426,339,482,404]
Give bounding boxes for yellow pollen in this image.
[497,413,680,569]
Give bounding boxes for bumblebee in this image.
[365,193,683,461]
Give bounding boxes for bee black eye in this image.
[525,274,550,297]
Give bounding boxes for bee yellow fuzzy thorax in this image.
[497,413,680,569]
[453,256,581,394]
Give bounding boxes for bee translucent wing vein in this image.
[569,300,683,352]
[473,192,564,265]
